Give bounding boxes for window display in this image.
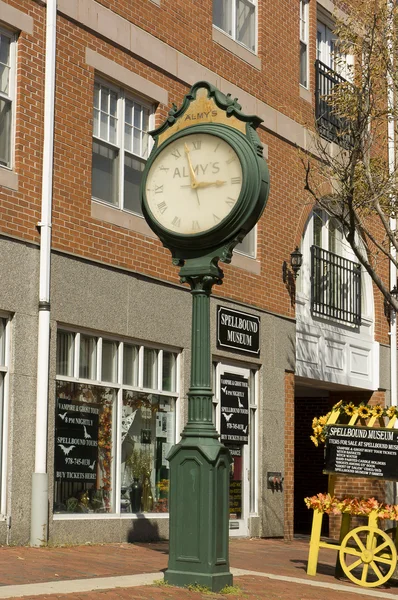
[121,391,174,513]
[54,329,178,516]
[54,382,115,513]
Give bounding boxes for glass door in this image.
[215,363,252,538]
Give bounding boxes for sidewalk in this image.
[0,537,396,599]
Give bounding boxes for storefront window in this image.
[55,330,179,516]
[121,391,174,513]
[54,381,116,514]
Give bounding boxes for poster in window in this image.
[54,398,99,483]
[220,374,249,444]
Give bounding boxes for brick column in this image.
[284,371,295,542]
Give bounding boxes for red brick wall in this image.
[284,371,295,541]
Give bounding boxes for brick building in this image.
[0,0,392,546]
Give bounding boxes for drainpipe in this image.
[30,0,57,547]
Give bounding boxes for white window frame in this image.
[91,77,155,217]
[0,316,10,519]
[54,327,180,519]
[213,0,257,53]
[300,0,309,88]
[0,27,16,170]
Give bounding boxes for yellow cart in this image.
[306,405,398,588]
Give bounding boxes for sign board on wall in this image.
[54,398,99,483]
[324,424,398,480]
[217,306,260,356]
[220,374,249,444]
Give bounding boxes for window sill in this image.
[212,27,261,70]
[299,85,312,104]
[53,512,169,520]
[0,168,18,191]
[91,200,157,238]
[231,252,261,275]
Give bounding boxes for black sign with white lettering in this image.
[220,374,249,444]
[324,424,398,480]
[55,398,99,483]
[217,306,260,356]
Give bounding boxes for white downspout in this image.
[30,0,57,547]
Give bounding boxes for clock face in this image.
[144,133,243,235]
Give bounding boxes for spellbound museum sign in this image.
[217,306,260,356]
[324,424,398,480]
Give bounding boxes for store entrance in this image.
[294,393,331,535]
[215,364,251,538]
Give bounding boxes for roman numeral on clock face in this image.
[192,220,200,231]
[231,177,241,185]
[172,216,181,227]
[157,201,167,214]
[192,141,201,150]
[155,184,164,194]
[171,149,181,159]
[226,198,236,207]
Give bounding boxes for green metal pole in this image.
[165,271,233,591]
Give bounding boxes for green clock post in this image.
[141,82,270,591]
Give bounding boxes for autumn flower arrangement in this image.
[304,492,398,520]
[310,401,397,446]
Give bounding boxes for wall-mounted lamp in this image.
[283,246,303,283]
[391,285,398,300]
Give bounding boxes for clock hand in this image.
[184,144,198,188]
[195,180,227,189]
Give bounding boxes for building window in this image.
[0,28,15,169]
[213,0,256,52]
[54,330,179,516]
[311,209,361,324]
[234,227,256,258]
[92,79,153,216]
[299,0,309,88]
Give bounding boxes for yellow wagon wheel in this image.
[339,526,397,588]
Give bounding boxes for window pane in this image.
[0,34,10,95]
[121,391,175,514]
[123,153,145,214]
[133,103,142,129]
[123,344,138,386]
[0,319,5,366]
[56,331,75,377]
[92,140,119,205]
[235,228,255,257]
[143,348,158,389]
[236,0,255,51]
[0,99,11,167]
[54,382,116,514]
[300,42,307,87]
[313,209,323,247]
[213,0,232,36]
[162,352,176,392]
[102,340,118,383]
[79,335,97,380]
[94,84,118,144]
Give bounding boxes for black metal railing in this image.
[311,245,361,325]
[315,60,352,149]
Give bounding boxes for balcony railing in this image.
[315,60,352,149]
[311,245,361,325]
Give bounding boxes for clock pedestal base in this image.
[165,437,232,592]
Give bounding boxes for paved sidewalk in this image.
[0,537,396,599]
